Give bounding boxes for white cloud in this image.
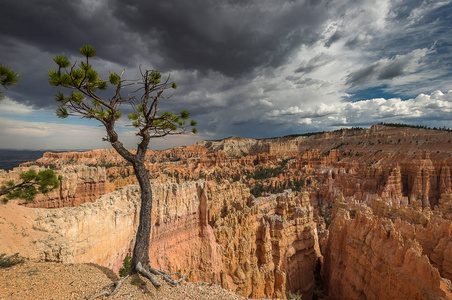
[261,90,452,130]
[0,117,107,149]
[406,0,451,26]
[0,113,210,150]
[0,98,34,115]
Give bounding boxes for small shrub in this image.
[0,253,24,268]
[287,292,302,300]
[119,254,132,277]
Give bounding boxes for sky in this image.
[0,0,451,150]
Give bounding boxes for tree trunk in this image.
[130,159,153,272]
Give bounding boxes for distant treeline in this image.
[280,127,365,139]
[379,122,452,131]
[207,123,451,143]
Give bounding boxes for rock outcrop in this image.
[10,125,451,212]
[0,180,320,299]
[0,165,110,208]
[2,124,452,299]
[323,196,452,299]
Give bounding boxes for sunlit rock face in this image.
[0,165,110,208]
[0,183,140,272]
[142,182,320,299]
[9,125,452,212]
[0,180,321,299]
[323,195,452,300]
[2,124,452,299]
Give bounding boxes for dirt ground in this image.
[0,260,249,300]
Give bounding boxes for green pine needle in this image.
[0,63,20,88]
[56,107,69,118]
[52,55,71,68]
[79,45,97,58]
[109,73,120,85]
[180,110,190,119]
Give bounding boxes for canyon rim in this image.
[1,124,452,299]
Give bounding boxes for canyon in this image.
[1,124,452,299]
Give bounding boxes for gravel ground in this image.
[0,260,252,300]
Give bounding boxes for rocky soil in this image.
[0,260,253,300]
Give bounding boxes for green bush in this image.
[287,292,302,300]
[119,254,132,277]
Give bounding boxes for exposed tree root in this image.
[136,262,162,288]
[88,274,129,300]
[147,263,187,286]
[136,261,187,287]
[89,262,186,299]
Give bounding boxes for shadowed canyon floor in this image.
[1,125,452,299]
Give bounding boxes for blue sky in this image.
[0,0,451,150]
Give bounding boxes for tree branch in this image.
[0,180,34,197]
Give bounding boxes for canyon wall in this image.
[0,165,110,208]
[9,125,451,211]
[0,180,320,299]
[323,195,452,299]
[0,183,139,272]
[2,125,452,299]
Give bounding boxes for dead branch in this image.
[88,274,129,300]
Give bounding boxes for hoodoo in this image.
[1,125,452,299]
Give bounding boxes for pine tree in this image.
[49,45,197,295]
[0,64,60,203]
[0,169,60,203]
[0,63,19,100]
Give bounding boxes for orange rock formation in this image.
[0,180,320,299]
[1,165,110,208]
[2,124,452,299]
[323,196,452,299]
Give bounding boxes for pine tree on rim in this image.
[49,45,197,297]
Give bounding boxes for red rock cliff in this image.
[0,180,320,299]
[323,196,452,299]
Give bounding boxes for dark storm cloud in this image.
[377,61,406,80]
[1,0,452,147]
[110,0,331,77]
[0,0,332,109]
[0,0,138,63]
[345,64,377,87]
[324,30,342,48]
[345,49,428,88]
[0,0,145,108]
[295,53,333,74]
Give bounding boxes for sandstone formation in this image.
[2,124,452,299]
[323,196,452,299]
[0,165,110,208]
[0,180,320,299]
[11,125,451,212]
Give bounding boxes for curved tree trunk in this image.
[130,159,153,273]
